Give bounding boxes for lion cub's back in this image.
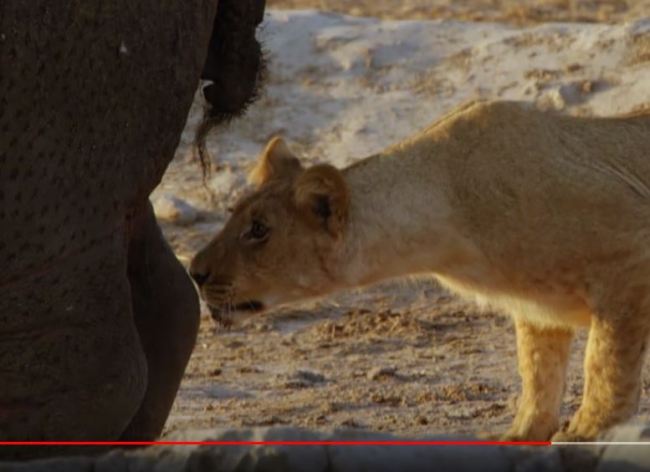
[436,101,650,319]
[442,100,650,243]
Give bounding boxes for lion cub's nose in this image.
[190,269,210,287]
[189,255,211,287]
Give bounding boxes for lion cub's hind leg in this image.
[501,318,573,441]
[552,288,650,442]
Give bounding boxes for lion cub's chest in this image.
[435,274,591,328]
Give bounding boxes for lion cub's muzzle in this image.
[207,300,265,327]
[189,250,265,326]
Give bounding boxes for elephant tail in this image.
[195,0,267,177]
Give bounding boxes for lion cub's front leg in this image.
[552,312,650,442]
[502,318,573,441]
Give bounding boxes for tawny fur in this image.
[191,100,650,441]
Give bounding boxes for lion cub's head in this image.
[190,137,350,323]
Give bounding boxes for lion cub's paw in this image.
[499,431,555,443]
[550,430,592,443]
[499,432,534,442]
[476,430,501,441]
[477,430,553,443]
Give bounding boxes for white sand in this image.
[155,11,650,223]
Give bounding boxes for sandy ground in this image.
[156,5,650,438]
[269,0,650,24]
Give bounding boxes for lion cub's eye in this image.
[244,220,269,242]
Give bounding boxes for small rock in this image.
[370,393,402,406]
[152,193,199,226]
[339,418,364,429]
[209,368,222,377]
[295,369,326,384]
[224,340,244,349]
[325,401,344,413]
[580,79,595,94]
[367,366,397,380]
[280,369,327,389]
[565,63,583,73]
[313,414,328,424]
[536,88,566,111]
[242,416,288,427]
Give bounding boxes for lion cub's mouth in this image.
[208,300,265,327]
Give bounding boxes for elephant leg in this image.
[0,233,147,459]
[502,317,573,441]
[120,202,200,440]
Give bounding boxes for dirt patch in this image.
[628,32,650,65]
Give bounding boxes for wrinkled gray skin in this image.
[0,0,264,459]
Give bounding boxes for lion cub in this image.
[191,100,650,441]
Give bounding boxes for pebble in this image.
[152,193,199,226]
[367,366,397,380]
[295,369,326,384]
[536,88,566,110]
[279,369,327,389]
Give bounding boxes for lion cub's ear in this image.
[294,164,349,237]
[248,137,303,187]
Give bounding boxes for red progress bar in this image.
[0,441,550,446]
